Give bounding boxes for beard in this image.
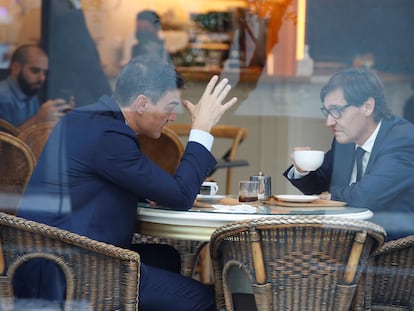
[17,72,41,97]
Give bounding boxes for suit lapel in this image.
[331,141,355,187]
[365,117,394,174]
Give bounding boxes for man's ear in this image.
[134,95,148,115]
[363,97,375,116]
[10,62,21,76]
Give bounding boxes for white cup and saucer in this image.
[197,181,224,203]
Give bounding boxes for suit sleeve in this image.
[93,130,217,210]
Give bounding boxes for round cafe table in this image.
[136,200,373,241]
[136,196,373,283]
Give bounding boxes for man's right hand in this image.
[182,75,238,133]
[37,98,74,122]
[290,146,311,173]
[18,98,75,132]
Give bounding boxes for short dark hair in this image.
[320,67,392,122]
[113,55,185,107]
[10,44,47,67]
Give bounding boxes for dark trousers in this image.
[131,243,181,273]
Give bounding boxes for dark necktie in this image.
[355,147,366,182]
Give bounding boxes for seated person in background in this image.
[283,67,414,241]
[15,55,237,311]
[0,44,73,132]
[131,10,171,63]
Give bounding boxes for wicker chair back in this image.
[0,132,36,215]
[210,215,386,311]
[0,212,140,310]
[352,235,414,310]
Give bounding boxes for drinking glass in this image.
[238,180,259,202]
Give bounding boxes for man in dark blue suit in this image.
[15,55,237,310]
[284,68,414,241]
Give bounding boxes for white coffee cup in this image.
[294,150,324,171]
[200,181,219,196]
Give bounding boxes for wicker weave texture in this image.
[17,121,56,161]
[210,215,386,311]
[0,119,19,136]
[352,235,414,311]
[0,212,140,311]
[0,132,36,214]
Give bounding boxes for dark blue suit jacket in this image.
[284,116,414,241]
[18,95,216,248]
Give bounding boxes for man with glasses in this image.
[283,67,414,241]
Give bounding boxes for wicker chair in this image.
[352,235,414,311]
[167,123,249,195]
[0,119,20,136]
[17,121,56,160]
[0,212,140,311]
[210,215,386,311]
[0,132,36,215]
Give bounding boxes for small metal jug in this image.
[250,172,272,200]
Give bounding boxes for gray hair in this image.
[113,55,185,107]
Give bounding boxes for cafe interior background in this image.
[0,0,413,195]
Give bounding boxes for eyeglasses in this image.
[320,103,352,119]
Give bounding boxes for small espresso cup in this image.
[238,180,259,202]
[199,181,219,196]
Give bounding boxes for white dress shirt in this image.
[349,121,382,184]
[189,129,213,151]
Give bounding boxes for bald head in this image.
[10,44,47,67]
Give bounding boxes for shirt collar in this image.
[357,120,382,153]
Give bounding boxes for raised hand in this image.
[182,75,238,132]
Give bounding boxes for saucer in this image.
[274,194,320,203]
[196,194,226,203]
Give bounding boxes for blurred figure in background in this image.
[43,0,112,107]
[0,44,73,131]
[120,10,170,65]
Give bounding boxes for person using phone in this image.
[0,44,73,132]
